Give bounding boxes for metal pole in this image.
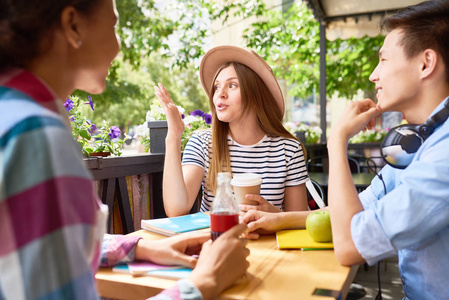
[319,22,327,143]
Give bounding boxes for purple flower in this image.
[84,95,95,111]
[69,116,75,122]
[108,126,121,139]
[182,114,185,119]
[191,109,205,117]
[204,113,212,125]
[64,99,74,112]
[88,123,97,134]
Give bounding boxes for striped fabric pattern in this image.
[182,130,308,211]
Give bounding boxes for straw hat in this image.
[199,45,284,117]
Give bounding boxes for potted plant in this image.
[64,96,127,157]
[349,128,387,144]
[348,128,387,165]
[284,121,323,144]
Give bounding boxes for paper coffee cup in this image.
[231,173,262,206]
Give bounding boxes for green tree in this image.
[73,0,383,131]
[75,54,209,131]
[72,0,212,129]
[243,1,383,100]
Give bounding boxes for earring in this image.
[77,40,83,46]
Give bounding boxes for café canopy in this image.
[303,0,423,141]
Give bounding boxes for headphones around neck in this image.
[380,99,449,169]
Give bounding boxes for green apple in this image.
[306,211,332,242]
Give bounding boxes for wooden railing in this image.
[84,154,166,234]
[85,143,382,235]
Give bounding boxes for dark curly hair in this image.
[381,0,449,83]
[0,0,102,69]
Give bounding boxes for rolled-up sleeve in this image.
[100,234,141,267]
[353,176,397,265]
[351,208,397,265]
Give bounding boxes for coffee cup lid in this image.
[230,173,262,187]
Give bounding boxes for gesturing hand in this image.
[154,83,185,140]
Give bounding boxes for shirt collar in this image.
[0,68,61,113]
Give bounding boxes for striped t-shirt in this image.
[182,130,308,211]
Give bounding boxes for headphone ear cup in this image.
[380,99,449,169]
[380,125,423,169]
[400,132,422,153]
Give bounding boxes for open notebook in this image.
[113,261,192,279]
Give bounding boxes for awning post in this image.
[319,21,327,143]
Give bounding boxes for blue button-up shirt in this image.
[352,97,449,300]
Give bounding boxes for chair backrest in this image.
[307,155,361,174]
[347,156,361,174]
[361,156,381,174]
[306,179,325,209]
[306,155,329,173]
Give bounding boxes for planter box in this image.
[148,120,168,154]
[295,131,306,145]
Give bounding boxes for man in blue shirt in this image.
[328,1,449,298]
[242,1,449,298]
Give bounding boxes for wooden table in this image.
[309,172,375,190]
[96,230,358,300]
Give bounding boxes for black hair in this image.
[381,0,449,83]
[0,0,102,69]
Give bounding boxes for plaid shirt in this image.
[0,69,201,300]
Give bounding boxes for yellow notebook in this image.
[276,229,333,250]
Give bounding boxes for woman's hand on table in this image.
[154,83,185,140]
[240,210,285,239]
[238,194,281,214]
[134,231,210,268]
[188,224,250,300]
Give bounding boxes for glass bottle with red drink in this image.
[210,172,239,241]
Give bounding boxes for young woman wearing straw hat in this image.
[155,45,309,217]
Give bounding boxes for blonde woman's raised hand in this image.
[154,83,185,140]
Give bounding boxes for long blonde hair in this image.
[206,62,305,193]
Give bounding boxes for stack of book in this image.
[140,212,210,236]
